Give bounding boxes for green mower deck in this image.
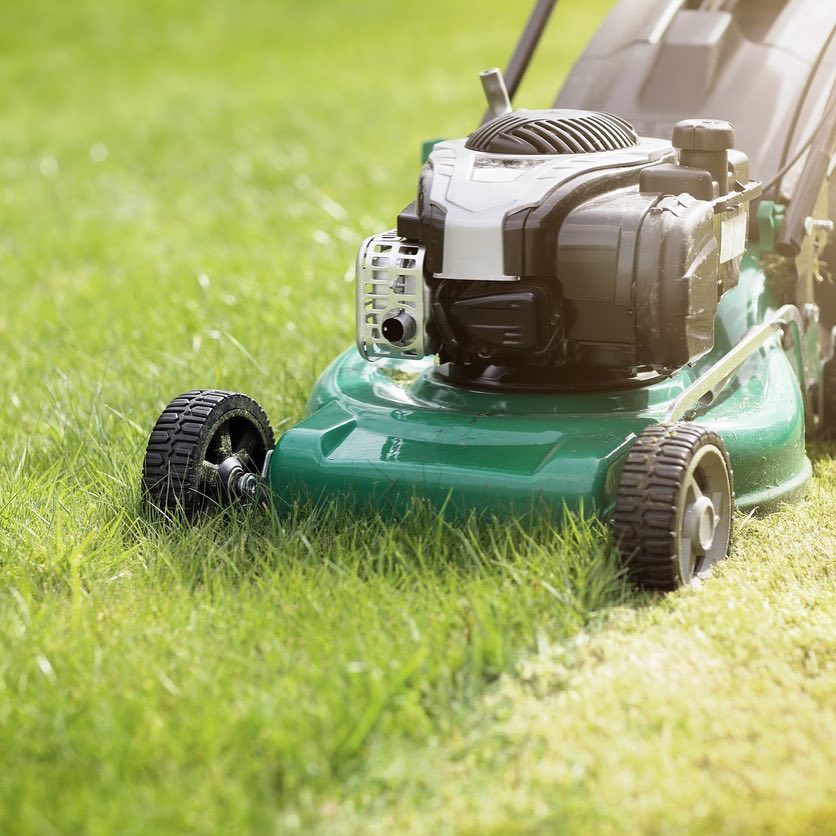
[268,251,811,518]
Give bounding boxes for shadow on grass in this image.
[806,440,836,464]
[131,489,632,597]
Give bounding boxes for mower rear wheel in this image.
[142,390,274,520]
[613,423,733,590]
[822,356,836,438]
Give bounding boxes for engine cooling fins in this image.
[466,109,638,156]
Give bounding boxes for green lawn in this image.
[0,0,834,833]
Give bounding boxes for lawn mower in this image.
[142,0,836,589]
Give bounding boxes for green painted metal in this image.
[269,248,812,517]
[420,138,445,164]
[756,201,786,253]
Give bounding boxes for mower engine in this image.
[357,88,760,389]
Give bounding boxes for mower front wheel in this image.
[142,390,275,520]
[613,423,733,590]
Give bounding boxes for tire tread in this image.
[613,422,733,590]
[142,389,274,519]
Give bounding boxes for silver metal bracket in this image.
[666,305,807,423]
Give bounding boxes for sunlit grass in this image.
[311,455,836,835]
[1,0,834,832]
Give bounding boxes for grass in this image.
[319,458,836,834]
[0,505,628,833]
[0,0,834,833]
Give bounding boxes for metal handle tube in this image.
[480,0,559,124]
[776,81,836,257]
[665,305,804,423]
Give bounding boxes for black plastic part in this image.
[613,423,733,590]
[449,287,550,352]
[727,149,750,186]
[672,118,734,153]
[822,356,836,439]
[550,183,719,371]
[632,195,720,369]
[639,163,714,200]
[382,311,417,346]
[555,0,836,202]
[467,109,637,155]
[398,164,447,274]
[672,117,734,193]
[433,280,560,368]
[396,201,421,240]
[434,362,668,394]
[142,390,275,520]
[421,202,447,275]
[502,156,667,278]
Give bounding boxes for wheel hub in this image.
[217,455,264,500]
[684,495,716,553]
[676,441,732,581]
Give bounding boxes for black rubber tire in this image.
[142,390,274,520]
[613,423,733,590]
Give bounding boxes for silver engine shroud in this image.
[428,136,670,281]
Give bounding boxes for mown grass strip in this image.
[312,453,836,835]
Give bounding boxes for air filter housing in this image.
[465,108,638,156]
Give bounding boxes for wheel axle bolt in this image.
[238,473,260,497]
